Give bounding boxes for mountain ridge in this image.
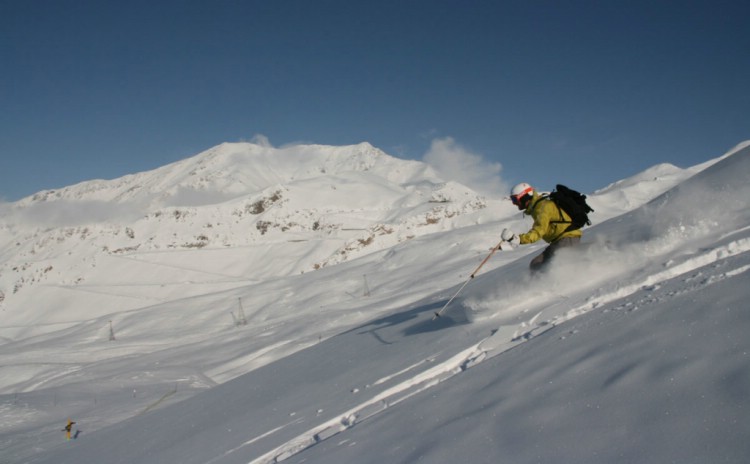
[14,142,434,207]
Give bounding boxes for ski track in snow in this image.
[368,357,436,387]
[113,253,257,281]
[239,235,750,464]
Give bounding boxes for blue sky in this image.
[1,0,748,201]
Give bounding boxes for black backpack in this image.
[547,184,594,232]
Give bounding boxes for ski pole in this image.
[432,240,504,320]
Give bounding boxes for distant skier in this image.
[501,182,586,272]
[62,419,77,440]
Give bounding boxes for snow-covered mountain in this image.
[0,142,486,340]
[1,141,749,464]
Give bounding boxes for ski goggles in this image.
[510,186,534,205]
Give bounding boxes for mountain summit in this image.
[17,142,431,207]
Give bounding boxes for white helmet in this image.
[510,182,534,209]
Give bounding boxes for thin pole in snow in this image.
[363,274,371,297]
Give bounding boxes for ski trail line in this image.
[245,345,484,464]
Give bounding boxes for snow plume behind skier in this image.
[463,149,750,321]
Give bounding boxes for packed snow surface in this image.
[0,141,748,464]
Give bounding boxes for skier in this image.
[501,182,582,272]
[62,419,76,440]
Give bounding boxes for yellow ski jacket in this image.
[519,192,583,244]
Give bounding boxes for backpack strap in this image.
[546,196,571,226]
[544,196,575,242]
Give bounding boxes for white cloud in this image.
[1,199,149,227]
[422,137,507,197]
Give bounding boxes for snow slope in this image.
[1,141,748,464]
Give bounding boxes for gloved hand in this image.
[501,228,520,247]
